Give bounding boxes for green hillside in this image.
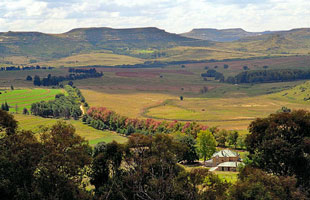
[1,27,310,66]
[0,88,63,112]
[0,27,209,63]
[180,28,271,42]
[216,28,310,55]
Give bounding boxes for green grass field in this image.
[0,87,127,145]
[0,88,63,112]
[14,114,127,145]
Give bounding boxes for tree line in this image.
[225,69,310,84]
[0,109,308,199]
[83,107,208,137]
[32,70,103,86]
[201,69,224,81]
[68,67,98,74]
[0,65,54,71]
[30,85,85,119]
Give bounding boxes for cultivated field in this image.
[0,88,63,112]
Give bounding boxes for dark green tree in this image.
[33,75,41,86]
[227,131,239,148]
[230,166,306,200]
[246,110,310,191]
[0,109,17,135]
[173,132,199,163]
[26,75,32,81]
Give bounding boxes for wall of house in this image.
[212,156,239,167]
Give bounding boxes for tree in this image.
[243,66,249,70]
[227,131,239,148]
[90,141,125,199]
[26,75,32,81]
[263,65,269,69]
[23,107,29,115]
[188,168,230,200]
[0,130,43,199]
[33,75,41,86]
[0,120,92,199]
[246,110,310,191]
[230,166,306,200]
[237,134,247,149]
[36,122,92,199]
[0,109,17,135]
[215,129,228,147]
[196,130,216,163]
[173,132,199,163]
[4,102,9,111]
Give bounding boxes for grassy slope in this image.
[0,88,63,112]
[36,52,144,67]
[14,114,127,145]
[145,81,310,129]
[0,87,127,145]
[81,81,310,130]
[2,28,310,67]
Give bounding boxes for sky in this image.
[0,0,309,34]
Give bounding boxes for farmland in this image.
[14,114,127,145]
[0,88,63,112]
[80,80,310,130]
[0,87,127,145]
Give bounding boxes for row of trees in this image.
[68,68,99,73]
[0,65,54,71]
[0,110,307,199]
[30,85,84,119]
[225,69,310,84]
[32,71,103,86]
[84,107,208,137]
[201,69,224,81]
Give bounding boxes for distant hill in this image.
[180,28,273,42]
[0,27,210,60]
[1,26,310,66]
[216,28,310,54]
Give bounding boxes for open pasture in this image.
[72,56,310,98]
[144,82,310,129]
[0,88,63,112]
[14,114,127,145]
[81,81,310,130]
[185,55,310,77]
[81,89,175,118]
[0,68,70,87]
[35,52,144,67]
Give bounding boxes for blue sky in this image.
[0,0,309,33]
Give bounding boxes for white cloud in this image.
[0,0,309,33]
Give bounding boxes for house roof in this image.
[217,161,242,168]
[212,150,239,158]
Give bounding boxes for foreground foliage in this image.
[0,119,92,199]
[0,110,308,199]
[246,110,310,194]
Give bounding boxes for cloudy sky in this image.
[0,0,309,33]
